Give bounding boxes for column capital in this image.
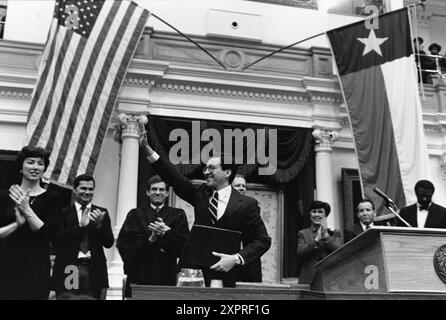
[313,129,339,152]
[113,113,148,143]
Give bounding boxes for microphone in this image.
[373,187,395,204]
[373,187,413,227]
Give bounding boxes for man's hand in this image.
[148,218,171,237]
[139,122,154,157]
[90,208,105,228]
[210,252,237,272]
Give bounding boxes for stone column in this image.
[108,113,148,294]
[312,128,339,228]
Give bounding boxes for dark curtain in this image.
[138,116,315,277]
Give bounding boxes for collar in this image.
[360,221,373,230]
[150,204,164,211]
[75,201,92,211]
[417,202,432,210]
[215,184,232,199]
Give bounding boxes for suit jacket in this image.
[152,156,271,284]
[396,203,446,228]
[117,205,189,293]
[344,223,365,243]
[52,204,114,293]
[297,227,341,285]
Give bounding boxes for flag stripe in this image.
[26,0,150,186]
[85,7,149,176]
[48,0,121,181]
[380,56,430,204]
[27,21,59,119]
[339,66,406,212]
[30,30,76,146]
[27,27,70,141]
[65,2,139,182]
[43,39,86,153]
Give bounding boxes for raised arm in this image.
[140,122,197,206]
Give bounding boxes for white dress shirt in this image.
[213,185,232,220]
[417,203,430,228]
[360,222,373,231]
[75,201,92,258]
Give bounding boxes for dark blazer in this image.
[344,223,365,243]
[152,156,271,284]
[297,227,341,285]
[117,205,189,294]
[52,204,114,294]
[396,203,446,228]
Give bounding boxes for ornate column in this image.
[312,128,339,228]
[108,113,148,291]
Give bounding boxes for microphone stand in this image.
[374,201,412,227]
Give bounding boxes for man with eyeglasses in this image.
[297,200,341,285]
[140,125,271,287]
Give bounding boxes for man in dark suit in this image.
[297,201,341,285]
[140,127,271,287]
[117,175,189,296]
[344,199,377,243]
[52,174,114,299]
[397,180,446,228]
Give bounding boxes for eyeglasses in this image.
[310,209,325,214]
[202,165,222,173]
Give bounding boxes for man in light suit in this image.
[52,174,114,299]
[140,126,271,287]
[344,199,377,243]
[297,201,341,285]
[397,180,446,229]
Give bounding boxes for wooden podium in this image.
[313,226,446,296]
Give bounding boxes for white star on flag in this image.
[357,29,388,56]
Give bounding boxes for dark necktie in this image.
[154,206,160,216]
[419,204,429,211]
[209,191,219,224]
[80,205,89,254]
[366,224,371,230]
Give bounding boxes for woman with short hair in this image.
[0,146,61,299]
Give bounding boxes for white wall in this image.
[4,0,54,44]
[4,0,375,48]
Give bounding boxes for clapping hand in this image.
[90,208,105,228]
[14,207,26,226]
[9,185,31,215]
[148,217,171,237]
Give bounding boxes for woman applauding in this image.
[0,146,61,299]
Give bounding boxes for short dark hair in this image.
[357,198,375,211]
[309,200,331,216]
[16,145,50,172]
[414,180,435,193]
[73,174,95,189]
[146,175,168,192]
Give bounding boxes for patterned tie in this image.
[209,191,219,224]
[80,205,89,254]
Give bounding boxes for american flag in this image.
[26,0,149,186]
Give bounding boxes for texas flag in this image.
[327,8,430,214]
